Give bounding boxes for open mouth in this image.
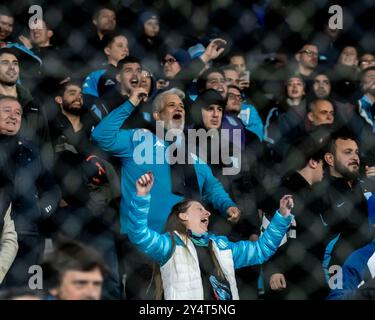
[200,217,209,226]
[71,100,82,107]
[173,113,182,120]
[130,79,139,86]
[349,162,359,167]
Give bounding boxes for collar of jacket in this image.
[188,230,210,247]
[284,171,311,189]
[360,95,374,110]
[327,174,359,189]
[16,83,33,107]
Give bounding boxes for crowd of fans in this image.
[0,0,375,300]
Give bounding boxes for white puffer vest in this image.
[160,232,239,300]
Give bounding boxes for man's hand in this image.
[129,87,149,107]
[227,206,241,223]
[279,195,294,216]
[59,199,68,208]
[18,35,33,49]
[200,38,227,64]
[136,172,154,196]
[249,234,259,242]
[238,70,250,90]
[269,273,287,291]
[365,165,375,177]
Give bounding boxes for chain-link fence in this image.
[0,0,374,300]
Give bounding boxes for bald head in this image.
[307,99,334,126]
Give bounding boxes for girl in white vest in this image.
[128,172,294,300]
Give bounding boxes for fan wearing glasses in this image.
[157,38,227,90]
[294,44,319,79]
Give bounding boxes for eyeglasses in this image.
[227,93,243,102]
[141,71,151,78]
[161,58,177,66]
[299,49,319,57]
[360,60,375,65]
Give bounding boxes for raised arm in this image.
[127,172,174,265]
[231,195,294,269]
[91,87,149,157]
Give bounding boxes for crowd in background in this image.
[0,0,375,300]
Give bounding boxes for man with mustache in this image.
[92,87,239,299]
[319,130,374,276]
[311,73,331,100]
[47,79,122,299]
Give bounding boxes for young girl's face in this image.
[179,201,211,234]
[286,77,305,99]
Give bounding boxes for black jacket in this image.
[48,110,121,230]
[16,84,54,169]
[319,175,373,267]
[263,171,328,299]
[0,135,61,236]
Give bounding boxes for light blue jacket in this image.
[128,193,293,267]
[240,103,264,141]
[82,69,107,97]
[91,100,237,233]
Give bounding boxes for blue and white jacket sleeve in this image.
[91,100,136,157]
[127,193,174,266]
[196,162,237,216]
[231,210,293,269]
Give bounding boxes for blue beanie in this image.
[169,49,191,67]
[140,11,159,25]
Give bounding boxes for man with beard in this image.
[47,80,122,299]
[311,73,331,100]
[0,47,52,167]
[293,44,319,82]
[92,87,239,299]
[319,130,374,278]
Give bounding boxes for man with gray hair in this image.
[92,87,239,299]
[151,87,185,131]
